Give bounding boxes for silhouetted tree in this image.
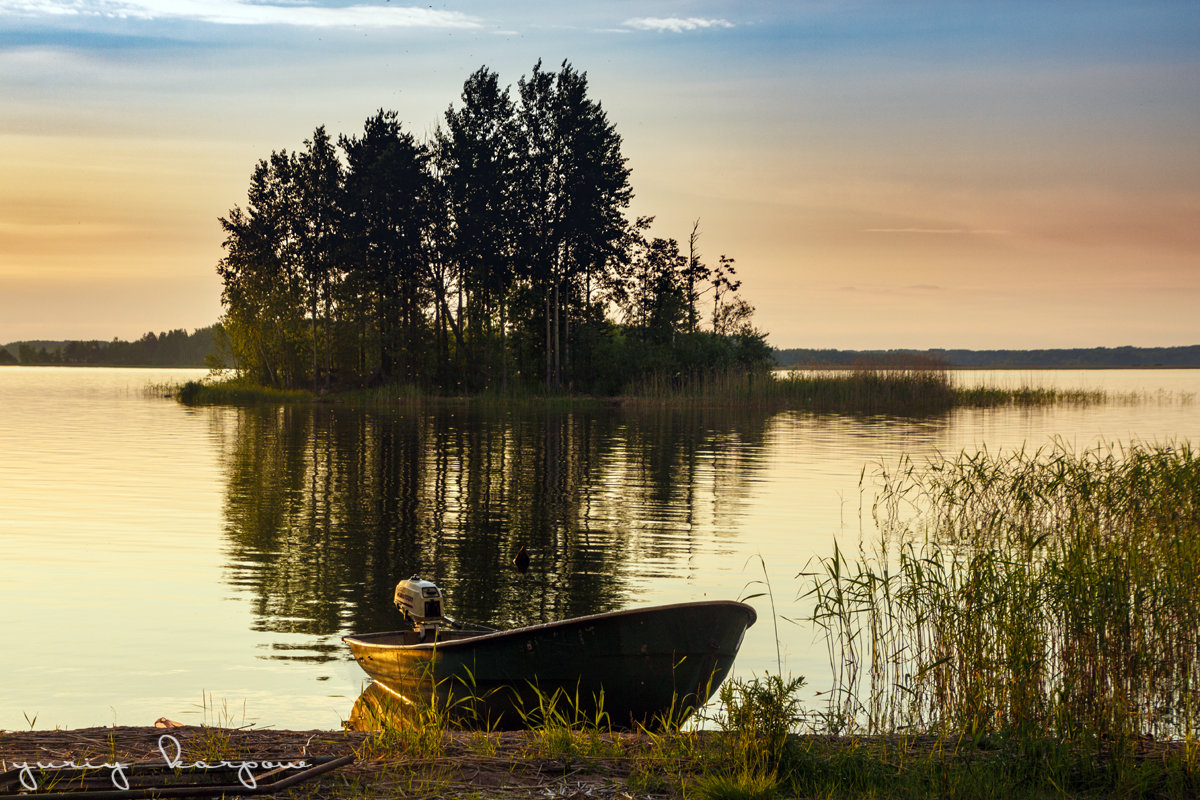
[342,111,432,383]
[434,67,521,389]
[217,153,310,387]
[296,127,344,391]
[513,60,632,390]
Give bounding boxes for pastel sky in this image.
[2,1,1198,349]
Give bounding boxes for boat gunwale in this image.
[341,599,757,653]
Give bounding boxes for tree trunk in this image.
[553,280,561,390]
[544,292,552,391]
[310,295,319,393]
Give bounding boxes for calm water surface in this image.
[2,367,1196,730]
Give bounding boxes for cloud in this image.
[865,227,1012,235]
[1,0,482,28]
[837,283,943,294]
[623,16,733,33]
[0,220,140,238]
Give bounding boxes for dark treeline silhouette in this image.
[775,345,1200,369]
[216,61,770,395]
[1,327,217,367]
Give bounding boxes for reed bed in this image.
[173,378,313,405]
[625,368,1108,414]
[166,365,1124,414]
[804,440,1200,755]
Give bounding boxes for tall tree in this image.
[708,255,742,334]
[683,220,709,333]
[630,234,688,343]
[435,67,520,389]
[342,111,432,383]
[514,60,632,390]
[295,127,344,391]
[217,153,309,387]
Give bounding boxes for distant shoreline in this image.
[778,364,1199,370]
[6,339,1200,371]
[773,344,1200,370]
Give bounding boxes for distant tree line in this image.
[774,345,1200,369]
[1,327,217,367]
[216,61,768,395]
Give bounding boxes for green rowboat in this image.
[343,600,757,728]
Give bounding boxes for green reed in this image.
[803,440,1200,753]
[625,367,1107,414]
[174,378,312,405]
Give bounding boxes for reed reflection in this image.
[218,406,773,660]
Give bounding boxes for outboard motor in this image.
[394,575,448,639]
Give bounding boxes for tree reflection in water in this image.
[218,405,770,661]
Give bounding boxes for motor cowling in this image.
[394,576,445,633]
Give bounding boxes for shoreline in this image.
[0,724,667,799]
[5,724,1196,800]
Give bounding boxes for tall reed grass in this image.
[803,440,1200,754]
[175,378,312,405]
[625,368,1107,414]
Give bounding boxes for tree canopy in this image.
[215,62,769,394]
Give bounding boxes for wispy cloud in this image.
[2,0,482,28]
[865,227,1012,235]
[623,16,733,33]
[839,283,945,293]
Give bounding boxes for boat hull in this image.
[343,600,756,728]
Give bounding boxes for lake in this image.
[1,366,1196,731]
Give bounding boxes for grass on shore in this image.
[8,654,1198,800]
[336,668,1198,800]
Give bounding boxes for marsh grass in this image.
[174,377,312,405]
[803,440,1200,761]
[625,367,1109,414]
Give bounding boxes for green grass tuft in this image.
[691,768,781,800]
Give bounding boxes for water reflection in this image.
[6,367,1198,731]
[218,406,773,657]
[346,682,411,732]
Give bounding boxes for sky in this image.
[2,1,1198,350]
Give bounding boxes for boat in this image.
[342,577,757,729]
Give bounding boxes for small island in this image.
[207,62,769,400]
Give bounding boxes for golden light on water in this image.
[2,367,1198,730]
